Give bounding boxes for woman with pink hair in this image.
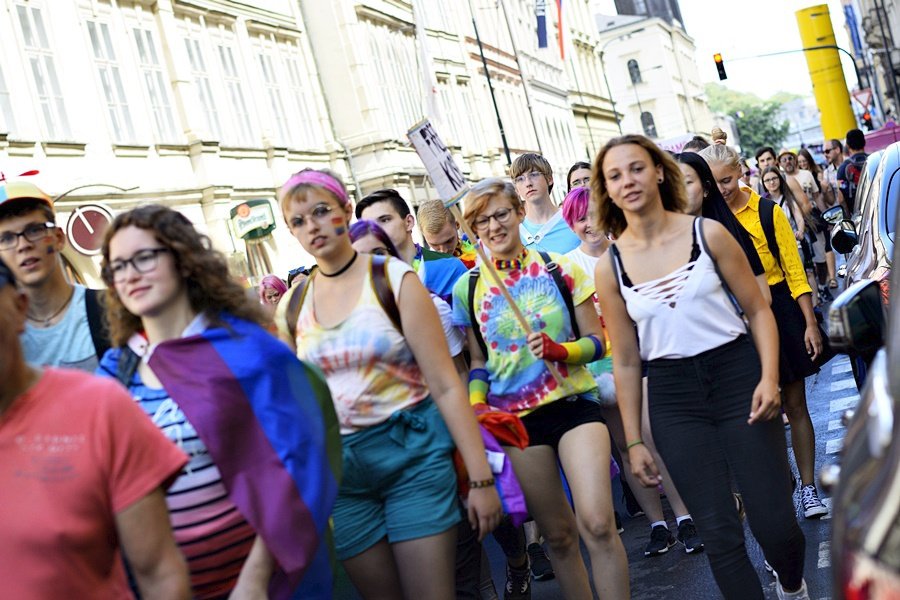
[258,274,287,306]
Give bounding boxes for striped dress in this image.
[98,354,255,599]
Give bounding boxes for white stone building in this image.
[593,13,714,142]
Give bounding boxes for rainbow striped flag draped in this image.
[148,313,341,599]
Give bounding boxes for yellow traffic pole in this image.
[795,5,858,140]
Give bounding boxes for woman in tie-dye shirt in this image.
[451,178,629,598]
[277,169,501,600]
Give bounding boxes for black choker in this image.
[319,252,358,277]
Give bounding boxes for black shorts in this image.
[520,394,605,449]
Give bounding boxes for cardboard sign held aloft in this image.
[407,119,469,208]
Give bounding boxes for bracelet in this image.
[626,439,644,450]
[469,478,495,489]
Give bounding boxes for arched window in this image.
[627,59,642,84]
[641,111,657,138]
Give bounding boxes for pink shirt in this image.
[0,368,187,599]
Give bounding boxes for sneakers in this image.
[614,510,624,534]
[799,484,828,519]
[775,574,810,600]
[675,519,704,554]
[526,543,554,581]
[644,524,676,557]
[504,561,531,600]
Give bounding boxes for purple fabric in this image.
[480,425,528,527]
[282,171,348,206]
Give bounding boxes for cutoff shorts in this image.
[520,392,605,449]
[332,398,461,560]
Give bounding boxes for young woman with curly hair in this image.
[96,204,340,599]
[277,169,501,600]
[595,135,808,599]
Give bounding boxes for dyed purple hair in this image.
[348,219,400,259]
[561,187,591,228]
[258,274,287,302]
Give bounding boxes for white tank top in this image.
[611,218,748,361]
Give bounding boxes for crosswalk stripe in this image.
[821,497,832,520]
[818,540,831,568]
[826,439,842,454]
[828,419,844,432]
[832,361,853,374]
[830,379,857,392]
[830,396,858,412]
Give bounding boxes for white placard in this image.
[407,119,469,207]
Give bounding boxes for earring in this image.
[658,178,663,184]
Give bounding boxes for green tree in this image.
[704,84,762,114]
[734,102,790,154]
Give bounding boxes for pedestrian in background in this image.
[594,134,808,600]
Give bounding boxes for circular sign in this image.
[66,204,114,256]
[236,203,251,218]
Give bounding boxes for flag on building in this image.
[536,0,548,48]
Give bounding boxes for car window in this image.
[855,163,875,227]
[886,167,897,240]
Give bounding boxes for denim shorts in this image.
[332,398,461,560]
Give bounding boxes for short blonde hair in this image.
[591,134,687,238]
[462,178,521,232]
[699,144,741,171]
[417,199,455,236]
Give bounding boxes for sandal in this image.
[828,278,838,289]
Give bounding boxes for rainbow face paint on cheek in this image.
[332,216,346,235]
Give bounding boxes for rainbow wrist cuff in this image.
[552,335,605,365]
[468,368,490,406]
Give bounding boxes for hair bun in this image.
[711,127,727,143]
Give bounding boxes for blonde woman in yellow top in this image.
[700,144,828,520]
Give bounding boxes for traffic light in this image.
[714,53,727,80]
[862,111,874,130]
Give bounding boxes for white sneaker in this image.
[775,574,810,600]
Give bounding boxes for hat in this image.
[777,149,796,160]
[0,181,53,212]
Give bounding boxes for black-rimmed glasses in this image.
[104,248,170,283]
[0,222,56,250]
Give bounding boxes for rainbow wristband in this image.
[553,335,605,365]
[468,368,490,407]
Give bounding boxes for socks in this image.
[676,515,693,526]
[650,521,668,530]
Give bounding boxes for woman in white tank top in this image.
[592,136,810,600]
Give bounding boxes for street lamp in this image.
[598,28,645,136]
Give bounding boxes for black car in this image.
[831,143,898,388]
[827,185,900,599]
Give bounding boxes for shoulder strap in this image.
[371,255,402,334]
[285,269,315,340]
[467,268,488,359]
[84,288,111,359]
[758,198,783,273]
[696,218,749,332]
[538,251,580,340]
[115,347,141,387]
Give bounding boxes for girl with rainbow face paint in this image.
[278,169,502,599]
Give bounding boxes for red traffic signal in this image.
[713,53,727,81]
[862,111,874,130]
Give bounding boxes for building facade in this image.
[593,13,714,143]
[0,0,619,284]
[852,0,899,121]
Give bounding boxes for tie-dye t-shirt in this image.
[455,236,477,269]
[293,257,430,434]
[451,250,598,416]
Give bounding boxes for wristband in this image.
[468,477,495,489]
[626,439,644,450]
[468,368,490,406]
[540,333,605,364]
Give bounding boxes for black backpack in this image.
[84,288,111,359]
[844,153,868,211]
[466,251,578,358]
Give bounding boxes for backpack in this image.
[466,251,578,358]
[844,153,868,211]
[284,254,401,340]
[84,288,111,359]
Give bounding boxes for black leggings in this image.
[647,336,805,599]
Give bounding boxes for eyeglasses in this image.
[104,248,170,283]
[779,155,795,162]
[473,207,514,232]
[570,176,590,188]
[763,177,781,185]
[288,204,335,229]
[513,171,545,185]
[0,222,56,250]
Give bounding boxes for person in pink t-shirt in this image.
[0,258,190,600]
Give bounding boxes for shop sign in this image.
[230,200,276,240]
[66,204,114,256]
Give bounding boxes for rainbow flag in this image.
[149,314,341,599]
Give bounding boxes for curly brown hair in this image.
[590,134,687,238]
[101,204,265,347]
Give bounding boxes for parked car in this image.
[830,142,898,388]
[827,192,900,600]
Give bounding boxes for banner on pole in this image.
[407,120,469,208]
[536,0,548,49]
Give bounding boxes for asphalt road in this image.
[481,353,860,599]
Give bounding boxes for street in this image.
[482,353,859,599]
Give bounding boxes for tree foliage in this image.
[704,83,791,153]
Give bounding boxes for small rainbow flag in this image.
[149,313,341,599]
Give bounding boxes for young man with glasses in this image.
[511,153,580,254]
[0,181,110,370]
